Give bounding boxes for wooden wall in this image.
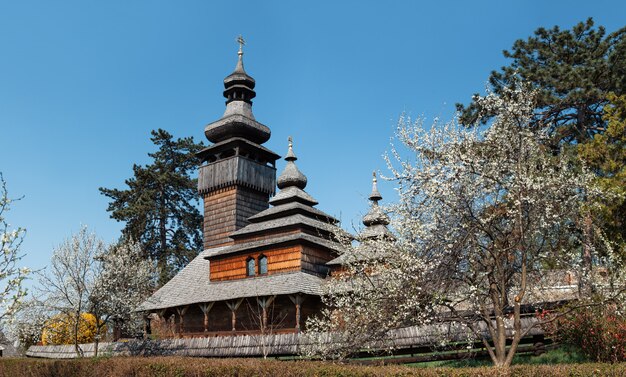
[210,246,302,281]
[301,245,335,277]
[202,186,269,249]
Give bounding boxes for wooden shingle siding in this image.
[234,187,268,229]
[301,246,335,276]
[202,186,270,248]
[198,156,276,197]
[210,246,302,281]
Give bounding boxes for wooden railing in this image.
[156,327,299,339]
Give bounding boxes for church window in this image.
[246,257,255,276]
[259,255,268,275]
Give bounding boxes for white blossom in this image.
[0,173,29,325]
[304,84,621,367]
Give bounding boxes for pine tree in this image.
[456,19,626,268]
[99,129,204,284]
[457,18,626,146]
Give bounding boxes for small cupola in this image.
[204,36,271,145]
[360,172,394,241]
[223,35,256,105]
[277,137,308,190]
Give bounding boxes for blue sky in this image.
[1,1,625,286]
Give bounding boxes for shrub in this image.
[0,357,625,377]
[543,305,626,363]
[41,312,106,345]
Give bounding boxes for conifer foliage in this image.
[99,129,204,284]
[578,93,626,257]
[457,18,626,146]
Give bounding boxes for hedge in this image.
[0,357,625,377]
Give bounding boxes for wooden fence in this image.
[26,317,544,360]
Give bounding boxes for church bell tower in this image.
[197,37,279,248]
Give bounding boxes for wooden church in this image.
[137,40,392,337]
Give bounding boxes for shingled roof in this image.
[138,247,325,311]
[207,137,346,259]
[204,232,344,258]
[327,172,394,266]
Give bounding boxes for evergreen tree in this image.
[578,93,626,256]
[457,18,626,146]
[99,129,204,284]
[456,19,626,266]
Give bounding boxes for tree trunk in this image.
[159,204,168,279]
[113,320,121,341]
[74,310,82,357]
[262,307,267,329]
[580,211,594,296]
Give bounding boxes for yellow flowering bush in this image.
[41,312,106,345]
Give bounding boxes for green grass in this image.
[411,345,589,368]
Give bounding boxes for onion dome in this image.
[204,36,271,144]
[277,137,308,190]
[361,172,393,241]
[224,136,346,257]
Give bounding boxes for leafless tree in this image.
[37,226,103,356]
[244,295,288,359]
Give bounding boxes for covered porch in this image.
[144,293,321,339]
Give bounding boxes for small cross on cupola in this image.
[222,34,256,106]
[197,36,280,248]
[237,35,245,56]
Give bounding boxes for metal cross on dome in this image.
[237,35,246,55]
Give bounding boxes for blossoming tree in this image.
[89,237,156,353]
[0,174,29,323]
[306,85,622,367]
[36,227,103,356]
[36,229,155,356]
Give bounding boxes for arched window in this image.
[246,257,256,277]
[259,255,268,275]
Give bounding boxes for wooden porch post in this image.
[155,309,167,338]
[226,299,244,332]
[256,296,276,329]
[142,313,152,339]
[289,294,306,332]
[199,302,215,332]
[176,306,189,335]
